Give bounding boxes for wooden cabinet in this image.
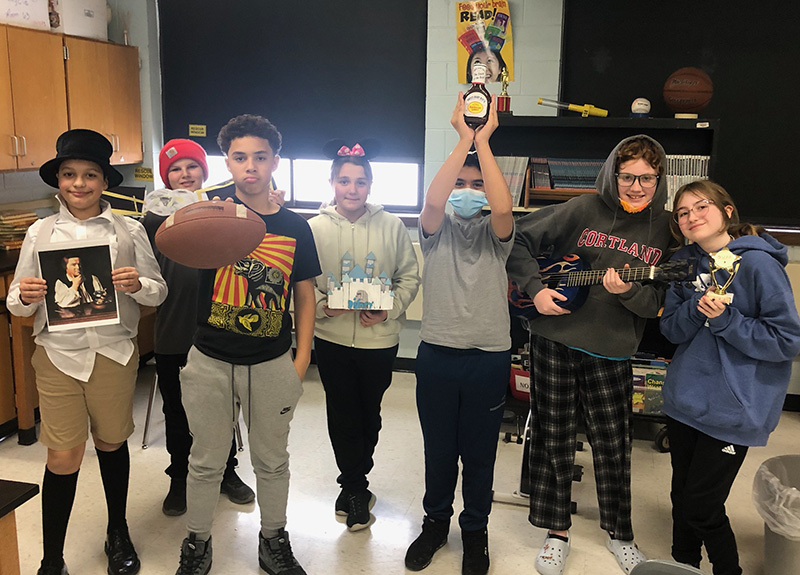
[64,36,142,165]
[1,25,69,170]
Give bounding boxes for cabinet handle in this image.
[112,134,120,152]
[19,135,27,156]
[10,135,19,157]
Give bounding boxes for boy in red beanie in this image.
[158,139,209,191]
[142,139,255,517]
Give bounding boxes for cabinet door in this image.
[6,26,69,169]
[64,36,114,145]
[0,26,18,171]
[107,44,142,165]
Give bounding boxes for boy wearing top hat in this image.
[7,129,167,575]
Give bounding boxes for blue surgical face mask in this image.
[448,188,488,218]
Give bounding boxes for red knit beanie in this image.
[159,139,209,189]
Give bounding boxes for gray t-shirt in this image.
[419,214,513,352]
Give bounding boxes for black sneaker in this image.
[258,529,306,575]
[334,488,349,516]
[461,528,489,575]
[405,516,450,571]
[346,489,376,531]
[220,470,255,505]
[104,526,141,575]
[37,559,68,575]
[176,533,212,575]
[163,480,187,516]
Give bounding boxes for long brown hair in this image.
[669,180,763,244]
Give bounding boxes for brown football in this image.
[155,200,265,269]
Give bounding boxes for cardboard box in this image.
[50,0,108,41]
[0,0,50,31]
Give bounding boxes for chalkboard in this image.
[560,1,800,227]
[0,0,50,30]
[158,0,427,163]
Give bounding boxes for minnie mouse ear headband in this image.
[322,139,381,160]
[39,129,124,189]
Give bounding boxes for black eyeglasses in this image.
[673,199,714,223]
[615,173,659,188]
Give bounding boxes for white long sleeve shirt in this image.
[7,198,167,381]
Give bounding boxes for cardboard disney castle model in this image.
[326,251,395,310]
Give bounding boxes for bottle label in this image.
[472,62,487,84]
[465,92,489,117]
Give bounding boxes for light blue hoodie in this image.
[660,233,800,446]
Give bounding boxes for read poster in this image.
[456,1,514,84]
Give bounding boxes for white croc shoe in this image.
[605,533,646,574]
[535,532,570,575]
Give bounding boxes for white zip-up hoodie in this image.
[309,203,420,349]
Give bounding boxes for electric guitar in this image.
[508,254,696,319]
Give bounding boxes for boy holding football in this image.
[175,115,320,575]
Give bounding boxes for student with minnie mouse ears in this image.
[308,139,420,532]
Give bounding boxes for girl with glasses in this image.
[660,180,800,574]
[508,135,676,575]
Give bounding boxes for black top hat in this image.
[39,129,124,189]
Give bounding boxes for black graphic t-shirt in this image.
[194,184,321,365]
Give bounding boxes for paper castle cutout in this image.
[326,251,395,310]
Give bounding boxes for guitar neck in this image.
[549,266,656,287]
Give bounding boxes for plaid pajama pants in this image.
[527,334,635,540]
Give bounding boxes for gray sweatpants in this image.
[181,346,303,539]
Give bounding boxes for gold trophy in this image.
[498,67,511,114]
[706,246,740,304]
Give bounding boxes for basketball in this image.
[155,200,266,269]
[663,67,713,114]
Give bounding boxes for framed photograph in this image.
[37,239,120,332]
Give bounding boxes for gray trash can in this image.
[752,455,800,575]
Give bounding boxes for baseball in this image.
[631,98,651,114]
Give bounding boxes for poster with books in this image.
[455,1,514,84]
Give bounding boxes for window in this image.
[203,156,420,212]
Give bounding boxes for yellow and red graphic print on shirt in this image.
[207,233,297,337]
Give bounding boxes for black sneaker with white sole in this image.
[346,489,376,531]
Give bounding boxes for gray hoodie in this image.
[309,203,420,349]
[506,135,676,358]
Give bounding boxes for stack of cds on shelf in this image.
[546,158,604,189]
[664,155,711,209]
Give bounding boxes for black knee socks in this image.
[96,440,130,532]
[41,467,79,565]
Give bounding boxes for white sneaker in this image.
[535,532,570,575]
[605,533,646,574]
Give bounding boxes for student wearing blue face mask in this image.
[405,94,514,575]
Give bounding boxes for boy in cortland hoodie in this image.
[507,135,677,575]
[308,141,419,532]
